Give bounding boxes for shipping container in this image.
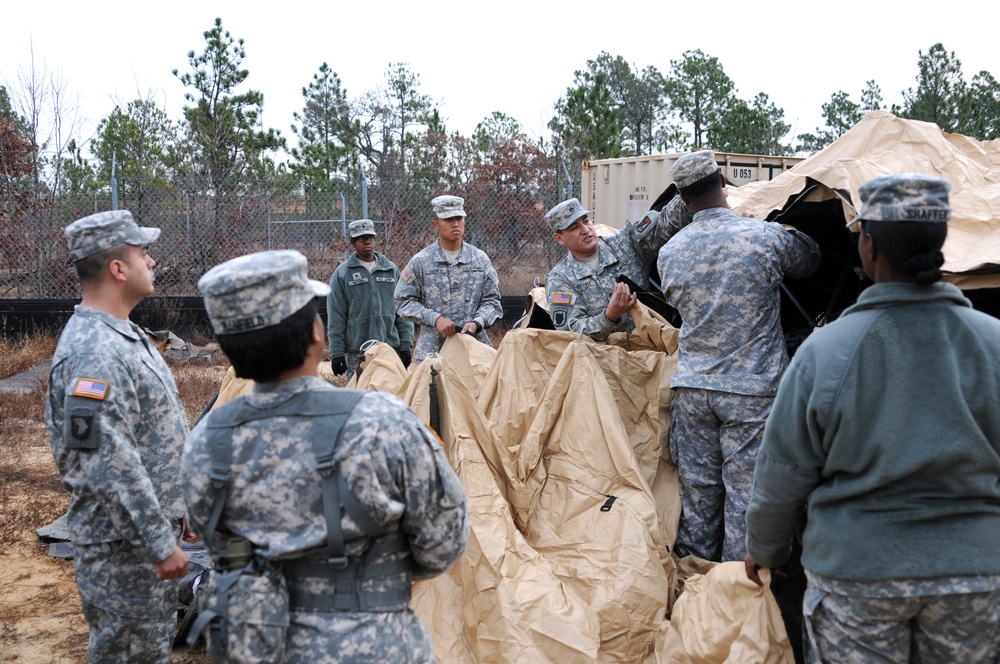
[582,152,803,229]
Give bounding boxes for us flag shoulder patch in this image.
[551,291,573,305]
[401,268,412,283]
[73,378,109,400]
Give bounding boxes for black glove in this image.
[331,356,348,376]
[395,348,411,367]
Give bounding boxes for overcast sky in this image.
[3,0,996,159]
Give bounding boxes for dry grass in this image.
[169,357,231,427]
[0,333,58,380]
[0,381,66,548]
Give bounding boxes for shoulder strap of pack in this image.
[312,389,366,568]
[203,415,234,551]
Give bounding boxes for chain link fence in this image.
[1,172,572,302]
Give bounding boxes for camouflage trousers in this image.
[803,585,1000,663]
[73,538,180,664]
[668,388,771,562]
[284,608,436,663]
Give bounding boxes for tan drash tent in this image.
[728,111,1000,288]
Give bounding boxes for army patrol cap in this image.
[198,250,331,334]
[348,219,376,238]
[64,210,161,262]
[669,150,721,190]
[544,198,591,233]
[431,195,466,219]
[848,173,951,228]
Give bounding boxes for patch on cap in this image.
[544,199,590,233]
[669,151,720,190]
[431,195,466,219]
[348,219,376,238]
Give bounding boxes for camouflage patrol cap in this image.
[544,198,591,232]
[431,195,466,219]
[198,250,330,334]
[348,219,376,238]
[669,150,721,190]
[849,173,951,227]
[64,210,160,262]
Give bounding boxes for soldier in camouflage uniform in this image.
[394,195,502,362]
[327,219,414,379]
[746,175,1000,663]
[184,250,469,663]
[543,195,693,341]
[657,151,820,562]
[45,210,190,663]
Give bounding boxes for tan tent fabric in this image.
[516,287,552,328]
[437,333,497,400]
[352,341,409,393]
[212,366,251,409]
[656,564,794,664]
[728,111,1000,280]
[374,305,793,661]
[510,338,675,660]
[594,223,618,237]
[407,328,680,662]
[595,297,682,357]
[480,328,576,454]
[406,346,604,662]
[201,302,794,662]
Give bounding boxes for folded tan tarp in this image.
[728,111,1000,281]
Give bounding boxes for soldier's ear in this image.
[312,315,324,345]
[553,232,566,248]
[108,257,129,283]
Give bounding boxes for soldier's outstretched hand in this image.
[605,282,637,323]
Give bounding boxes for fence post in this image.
[561,161,573,200]
[359,157,368,220]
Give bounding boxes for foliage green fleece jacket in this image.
[746,282,1000,582]
[327,251,414,357]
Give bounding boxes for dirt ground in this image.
[0,361,227,663]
